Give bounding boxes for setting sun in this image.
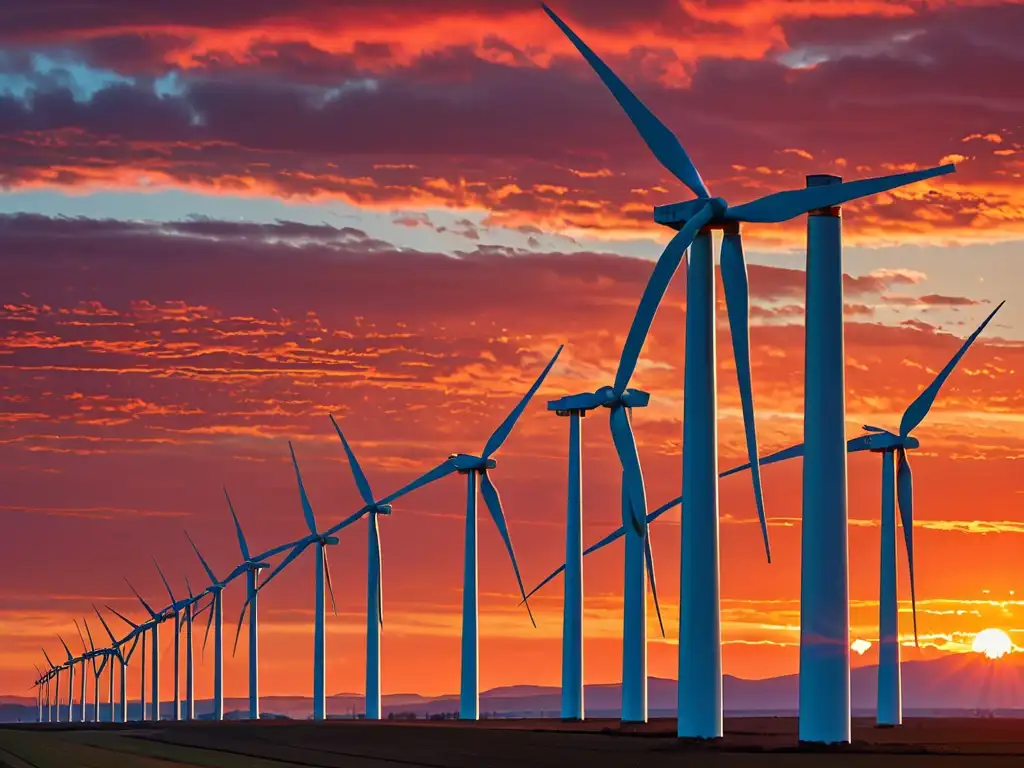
[972,628,1014,659]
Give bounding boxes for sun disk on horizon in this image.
[972,628,1014,659]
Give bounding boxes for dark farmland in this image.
[3,717,1024,767]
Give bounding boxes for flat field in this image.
[2,717,1024,767]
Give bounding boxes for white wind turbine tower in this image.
[57,635,76,723]
[188,531,244,721]
[94,606,142,723]
[40,649,61,723]
[225,489,294,720]
[152,560,201,721]
[124,578,170,721]
[374,346,563,721]
[252,444,342,721]
[106,607,155,721]
[81,619,109,722]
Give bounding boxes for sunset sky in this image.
[2,0,1024,704]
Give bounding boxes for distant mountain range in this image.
[7,652,1024,722]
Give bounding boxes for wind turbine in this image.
[380,345,563,721]
[124,578,169,721]
[541,3,954,741]
[81,619,109,723]
[152,559,196,721]
[253,444,341,721]
[73,621,89,721]
[322,415,400,721]
[32,665,45,723]
[41,649,60,723]
[224,489,292,721]
[105,605,153,721]
[722,302,1004,727]
[94,606,140,723]
[187,531,236,721]
[57,635,76,723]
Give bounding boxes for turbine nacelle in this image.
[654,197,729,230]
[371,503,393,516]
[863,429,920,452]
[318,535,340,546]
[548,387,650,415]
[246,560,271,571]
[448,453,497,472]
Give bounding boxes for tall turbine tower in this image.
[187,532,235,721]
[153,560,200,721]
[106,606,154,721]
[41,649,61,723]
[224,489,290,721]
[82,619,109,722]
[57,635,76,723]
[381,345,563,721]
[254,445,340,721]
[73,621,89,721]
[94,607,140,723]
[722,303,1004,727]
[124,578,168,721]
[540,3,954,742]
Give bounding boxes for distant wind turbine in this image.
[105,605,154,721]
[325,415,425,721]
[41,649,60,723]
[81,619,109,723]
[73,620,89,721]
[379,346,563,721]
[94,605,142,723]
[124,577,169,721]
[254,444,341,721]
[186,531,238,722]
[224,488,294,721]
[57,635,76,723]
[152,559,199,721]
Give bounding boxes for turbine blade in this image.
[323,548,338,617]
[720,231,770,563]
[83,618,96,654]
[541,4,709,198]
[185,530,219,586]
[379,458,458,505]
[259,539,311,593]
[58,635,73,662]
[896,448,918,646]
[614,206,714,394]
[330,415,375,507]
[94,606,117,645]
[74,618,88,654]
[609,406,648,535]
[231,599,249,658]
[645,534,665,638]
[720,434,876,478]
[479,471,535,627]
[124,635,141,664]
[899,301,1004,437]
[648,495,682,525]
[105,605,138,631]
[289,441,319,536]
[223,487,251,562]
[42,648,55,669]
[482,345,563,459]
[124,578,158,620]
[153,558,176,605]
[202,596,216,654]
[185,575,194,601]
[724,165,955,224]
[324,508,369,538]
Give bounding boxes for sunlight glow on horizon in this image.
[972,628,1014,659]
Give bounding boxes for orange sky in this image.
[2,0,1024,701]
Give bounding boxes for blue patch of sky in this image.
[0,53,134,103]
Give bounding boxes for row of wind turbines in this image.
[30,4,994,744]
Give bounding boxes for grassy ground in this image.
[3,718,1024,767]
